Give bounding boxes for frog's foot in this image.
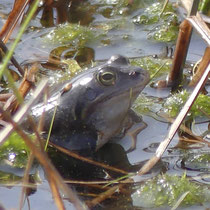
[126,121,147,153]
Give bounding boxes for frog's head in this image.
[61,55,149,128]
[91,54,150,105]
[36,55,149,152]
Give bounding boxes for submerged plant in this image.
[0,171,22,184]
[44,23,101,45]
[163,90,210,118]
[181,152,210,171]
[0,132,29,168]
[133,94,163,117]
[132,173,210,208]
[130,56,172,77]
[133,2,179,42]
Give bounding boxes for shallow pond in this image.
[0,0,209,209]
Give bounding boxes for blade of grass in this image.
[0,0,31,42]
[150,60,168,80]
[0,39,24,75]
[160,0,169,16]
[187,14,210,45]
[171,191,190,210]
[0,79,48,146]
[86,185,119,208]
[51,143,128,175]
[0,0,39,80]
[64,179,134,185]
[3,69,23,104]
[48,174,65,210]
[45,103,58,151]
[18,153,34,210]
[103,173,134,188]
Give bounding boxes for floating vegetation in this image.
[132,173,210,208]
[96,0,147,17]
[181,153,210,171]
[133,94,162,117]
[0,132,29,168]
[94,18,129,32]
[0,171,22,184]
[130,56,172,77]
[163,90,210,118]
[133,2,179,42]
[59,59,82,81]
[200,0,210,16]
[44,23,101,45]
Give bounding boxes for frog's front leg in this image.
[126,121,147,153]
[124,110,147,153]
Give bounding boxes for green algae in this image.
[43,23,101,46]
[0,132,29,168]
[182,153,210,171]
[132,173,210,208]
[133,2,179,42]
[163,90,210,118]
[130,56,172,77]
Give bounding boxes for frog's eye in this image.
[97,70,116,86]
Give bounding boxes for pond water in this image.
[0,0,209,209]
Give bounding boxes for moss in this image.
[182,153,210,171]
[130,56,172,77]
[0,132,30,168]
[200,0,210,16]
[133,94,162,116]
[163,90,210,118]
[43,23,100,46]
[0,171,21,184]
[133,2,179,42]
[133,173,210,208]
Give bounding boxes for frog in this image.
[30,55,150,153]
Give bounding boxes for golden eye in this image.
[97,70,116,86]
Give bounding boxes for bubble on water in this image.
[8,152,16,162]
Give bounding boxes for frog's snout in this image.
[130,67,150,84]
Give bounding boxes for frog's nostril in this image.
[129,71,140,77]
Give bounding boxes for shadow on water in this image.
[48,143,168,180]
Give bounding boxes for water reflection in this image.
[48,142,168,180]
[37,0,95,27]
[49,45,95,67]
